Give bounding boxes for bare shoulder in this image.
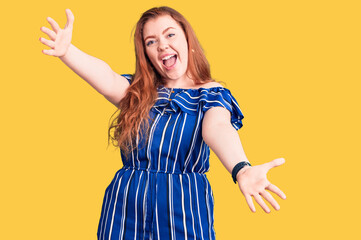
[199,81,224,88]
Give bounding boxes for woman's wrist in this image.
[236,165,252,181]
[232,161,252,183]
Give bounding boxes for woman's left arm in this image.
[202,107,287,213]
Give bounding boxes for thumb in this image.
[65,9,75,29]
[265,158,285,170]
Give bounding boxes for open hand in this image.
[39,9,74,57]
[237,158,286,213]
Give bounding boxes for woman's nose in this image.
[157,41,169,51]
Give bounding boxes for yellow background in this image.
[1,0,360,239]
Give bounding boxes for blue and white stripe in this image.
[97,74,244,239]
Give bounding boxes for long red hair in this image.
[108,6,215,160]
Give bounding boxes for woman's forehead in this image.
[143,15,182,39]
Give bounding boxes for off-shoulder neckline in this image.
[158,85,229,92]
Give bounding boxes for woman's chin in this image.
[161,72,189,82]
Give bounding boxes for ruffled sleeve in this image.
[121,74,133,84]
[153,87,245,131]
[200,88,245,131]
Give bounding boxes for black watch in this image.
[232,161,251,183]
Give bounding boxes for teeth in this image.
[162,55,175,60]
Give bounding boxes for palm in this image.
[39,9,74,57]
[237,158,286,213]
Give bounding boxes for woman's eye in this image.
[146,40,155,46]
[168,33,175,38]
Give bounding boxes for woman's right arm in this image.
[59,44,130,107]
[39,9,130,107]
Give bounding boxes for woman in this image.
[39,6,286,240]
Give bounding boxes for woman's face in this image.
[143,15,190,84]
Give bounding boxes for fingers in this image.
[239,158,286,213]
[42,49,56,56]
[253,194,270,213]
[264,158,285,171]
[260,190,280,210]
[244,191,285,213]
[39,26,56,51]
[244,194,256,213]
[40,9,73,56]
[47,16,61,33]
[40,26,56,40]
[266,183,287,199]
[39,37,55,49]
[64,9,75,29]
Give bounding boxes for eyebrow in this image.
[144,27,175,42]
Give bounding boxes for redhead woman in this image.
[39,6,286,240]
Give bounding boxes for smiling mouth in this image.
[162,55,177,70]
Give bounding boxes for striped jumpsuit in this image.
[97,74,244,240]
